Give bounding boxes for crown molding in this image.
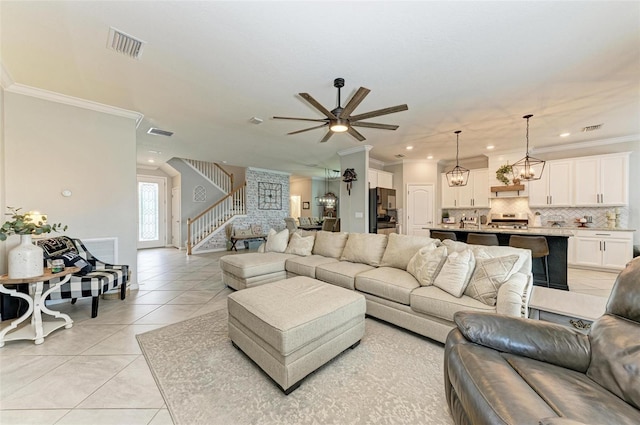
[533,134,640,154]
[337,144,373,156]
[3,81,144,127]
[369,157,385,167]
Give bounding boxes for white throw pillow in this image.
[464,255,520,306]
[265,228,289,253]
[284,232,315,256]
[433,249,476,297]
[407,245,448,286]
[379,233,440,270]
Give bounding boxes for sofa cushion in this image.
[284,232,315,256]
[407,245,448,286]
[379,233,438,270]
[410,285,494,321]
[355,267,419,305]
[285,255,339,278]
[340,232,388,266]
[220,252,295,279]
[312,231,349,258]
[506,353,640,425]
[464,255,520,306]
[472,245,531,277]
[433,249,476,297]
[265,228,289,253]
[315,261,374,290]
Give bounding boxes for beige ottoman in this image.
[220,252,296,290]
[227,276,366,394]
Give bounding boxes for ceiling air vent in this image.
[107,27,146,59]
[147,128,174,137]
[582,124,603,132]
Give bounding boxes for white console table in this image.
[0,267,79,347]
[528,286,607,333]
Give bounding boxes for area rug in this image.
[137,308,453,425]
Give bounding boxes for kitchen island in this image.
[425,225,573,290]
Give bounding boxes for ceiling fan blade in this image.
[349,104,409,122]
[339,87,370,118]
[287,123,328,135]
[273,116,328,123]
[299,93,337,119]
[347,126,366,142]
[319,131,334,143]
[351,122,400,131]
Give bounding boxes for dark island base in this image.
[439,230,569,291]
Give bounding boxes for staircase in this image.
[183,159,246,255]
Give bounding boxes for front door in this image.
[407,184,434,236]
[137,175,167,249]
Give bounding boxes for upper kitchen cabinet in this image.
[528,160,573,207]
[441,169,489,208]
[369,169,393,189]
[574,153,629,206]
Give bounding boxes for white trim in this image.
[247,167,291,176]
[532,135,640,154]
[0,62,14,89]
[369,157,385,167]
[136,164,159,170]
[4,82,144,127]
[337,145,373,156]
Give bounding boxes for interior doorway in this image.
[406,183,434,236]
[137,175,167,249]
[171,187,181,249]
[290,195,301,220]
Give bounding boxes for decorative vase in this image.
[8,234,44,279]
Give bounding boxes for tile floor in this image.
[0,248,620,425]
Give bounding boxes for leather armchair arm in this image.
[454,311,591,372]
[539,418,592,425]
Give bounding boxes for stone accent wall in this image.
[194,168,290,252]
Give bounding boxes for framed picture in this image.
[302,201,310,210]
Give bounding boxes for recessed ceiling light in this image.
[148,150,162,154]
[427,155,434,160]
[148,159,155,163]
[486,145,495,150]
[560,132,571,137]
[406,146,413,150]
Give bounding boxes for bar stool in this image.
[466,233,499,246]
[509,235,550,287]
[430,231,457,241]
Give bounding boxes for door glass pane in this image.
[139,182,159,242]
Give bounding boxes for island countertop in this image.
[427,224,574,237]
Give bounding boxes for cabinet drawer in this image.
[573,230,633,240]
[537,310,594,334]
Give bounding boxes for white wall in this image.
[290,177,313,218]
[2,92,138,279]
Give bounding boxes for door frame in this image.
[137,175,168,249]
[171,186,182,249]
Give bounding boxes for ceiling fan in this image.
[274,78,408,143]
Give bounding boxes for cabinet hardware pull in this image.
[595,234,610,236]
[599,241,602,251]
[603,241,606,251]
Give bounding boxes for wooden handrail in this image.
[214,163,234,188]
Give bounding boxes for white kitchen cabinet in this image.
[574,153,628,206]
[570,230,633,270]
[368,169,393,189]
[441,169,489,208]
[528,160,573,207]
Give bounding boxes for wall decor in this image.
[302,201,310,210]
[193,185,206,202]
[258,182,282,210]
[342,168,358,195]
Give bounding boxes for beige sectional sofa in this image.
[220,230,533,343]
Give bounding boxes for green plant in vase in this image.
[496,164,512,186]
[0,207,67,241]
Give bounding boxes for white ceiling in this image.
[2,1,639,178]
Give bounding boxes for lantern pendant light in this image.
[511,114,545,181]
[446,130,470,187]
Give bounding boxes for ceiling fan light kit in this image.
[511,114,546,181]
[274,78,408,143]
[446,130,470,187]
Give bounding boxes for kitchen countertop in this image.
[430,224,635,236]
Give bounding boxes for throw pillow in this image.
[442,239,469,253]
[433,249,476,297]
[379,233,440,270]
[407,245,448,286]
[312,231,349,258]
[54,252,92,275]
[340,233,388,266]
[464,255,520,306]
[265,228,289,253]
[284,232,315,256]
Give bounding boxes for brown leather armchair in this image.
[444,256,640,425]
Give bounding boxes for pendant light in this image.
[446,130,470,187]
[511,114,545,181]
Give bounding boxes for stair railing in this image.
[183,159,233,194]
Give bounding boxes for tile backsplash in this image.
[442,197,629,228]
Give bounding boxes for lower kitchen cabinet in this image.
[570,230,633,270]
